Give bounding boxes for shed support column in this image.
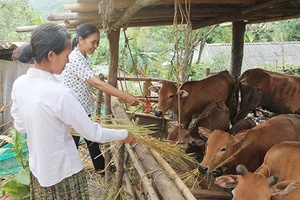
[230,21,245,78]
[105,28,121,116]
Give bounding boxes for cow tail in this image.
[229,76,241,124]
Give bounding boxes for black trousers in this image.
[72,135,105,171]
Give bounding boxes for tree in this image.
[0,0,38,40]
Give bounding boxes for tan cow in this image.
[214,141,300,200]
[149,70,236,129]
[198,114,300,176]
[232,68,300,124]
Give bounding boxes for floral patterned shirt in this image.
[62,48,95,114]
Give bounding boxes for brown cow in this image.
[215,141,300,200]
[198,114,300,176]
[187,99,230,139]
[167,124,189,143]
[183,99,230,161]
[150,70,236,129]
[228,117,257,135]
[232,68,300,124]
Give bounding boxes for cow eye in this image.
[220,147,227,152]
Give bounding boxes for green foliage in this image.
[280,19,300,41]
[0,128,30,200]
[188,53,230,80]
[0,0,38,40]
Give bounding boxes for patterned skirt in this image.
[30,170,89,200]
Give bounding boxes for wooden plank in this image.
[190,189,231,199]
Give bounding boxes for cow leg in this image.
[233,86,263,124]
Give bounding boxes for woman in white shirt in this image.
[62,23,139,173]
[11,22,135,199]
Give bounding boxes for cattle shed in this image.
[7,0,300,199]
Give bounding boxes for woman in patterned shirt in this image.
[62,23,139,173]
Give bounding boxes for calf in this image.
[183,99,230,161]
[215,141,300,199]
[215,164,300,200]
[198,114,300,176]
[228,117,257,135]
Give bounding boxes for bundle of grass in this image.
[89,115,201,199]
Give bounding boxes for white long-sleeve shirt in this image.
[11,68,128,187]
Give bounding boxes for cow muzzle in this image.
[154,110,163,117]
[198,165,208,174]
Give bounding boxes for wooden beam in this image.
[190,188,231,199]
[110,0,160,31]
[247,13,300,24]
[48,11,100,21]
[241,0,290,14]
[64,0,254,13]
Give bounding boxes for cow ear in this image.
[214,175,239,189]
[271,181,300,196]
[232,131,248,145]
[178,89,189,98]
[149,86,161,93]
[198,127,212,139]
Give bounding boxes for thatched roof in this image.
[16,0,300,32]
[199,41,300,72]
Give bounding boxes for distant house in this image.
[195,42,300,72]
[0,41,31,132]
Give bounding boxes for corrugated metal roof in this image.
[200,42,300,72]
[0,41,27,60]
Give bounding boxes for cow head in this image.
[149,82,188,117]
[215,165,300,200]
[198,127,248,175]
[167,124,189,143]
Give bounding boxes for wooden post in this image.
[104,29,120,182]
[96,73,104,116]
[143,80,152,97]
[230,21,245,78]
[105,28,120,116]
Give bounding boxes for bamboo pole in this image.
[124,170,136,200]
[111,96,160,200]
[150,149,197,200]
[126,144,160,200]
[134,144,186,200]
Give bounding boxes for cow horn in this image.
[236,164,248,175]
[268,174,279,187]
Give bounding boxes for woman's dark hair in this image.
[72,23,99,50]
[14,23,71,64]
